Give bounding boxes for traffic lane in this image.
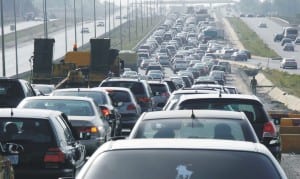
[0,12,127,77]
[241,17,300,70]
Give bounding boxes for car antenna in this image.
[10,108,14,117]
[191,109,196,128]
[219,90,222,98]
[77,88,80,95]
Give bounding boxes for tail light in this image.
[78,126,99,134]
[127,104,136,110]
[138,97,151,103]
[44,147,65,164]
[263,121,277,138]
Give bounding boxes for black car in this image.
[168,94,282,161]
[100,78,155,113]
[0,108,86,179]
[0,78,36,108]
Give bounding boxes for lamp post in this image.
[74,0,77,46]
[43,0,48,38]
[94,0,96,38]
[64,0,68,53]
[135,0,138,38]
[13,0,18,77]
[0,0,6,76]
[127,0,131,42]
[119,0,122,49]
[108,0,111,38]
[141,0,143,33]
[81,0,84,46]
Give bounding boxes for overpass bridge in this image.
[146,0,237,5]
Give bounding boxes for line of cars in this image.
[69,9,287,179]
[1,8,288,179]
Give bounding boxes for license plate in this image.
[7,155,19,165]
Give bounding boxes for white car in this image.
[258,22,267,28]
[81,27,90,33]
[76,139,287,179]
[280,58,298,69]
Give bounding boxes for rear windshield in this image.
[84,150,281,179]
[101,81,146,96]
[52,91,107,105]
[133,118,256,142]
[108,90,131,103]
[0,118,54,144]
[21,99,95,116]
[177,99,268,123]
[149,84,168,94]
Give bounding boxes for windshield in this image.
[52,91,107,105]
[82,150,281,179]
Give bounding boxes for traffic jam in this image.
[0,6,290,179]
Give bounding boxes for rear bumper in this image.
[120,114,139,129]
[15,168,74,179]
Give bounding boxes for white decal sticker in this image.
[176,164,193,179]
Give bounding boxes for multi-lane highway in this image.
[241,17,300,74]
[0,12,127,77]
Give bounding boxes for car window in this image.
[101,81,146,96]
[149,84,168,94]
[134,118,247,141]
[83,150,281,179]
[0,118,54,144]
[107,91,131,103]
[21,99,95,116]
[52,91,108,105]
[55,116,75,143]
[0,81,24,99]
[177,99,267,123]
[51,117,69,147]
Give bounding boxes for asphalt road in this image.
[240,17,300,74]
[0,11,127,77]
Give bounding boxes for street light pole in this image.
[108,0,111,38]
[43,0,48,38]
[146,0,149,27]
[135,0,138,38]
[94,0,96,38]
[113,0,115,30]
[127,0,131,42]
[64,0,68,53]
[81,0,84,46]
[0,0,6,76]
[74,0,77,46]
[141,0,143,33]
[13,0,18,77]
[120,0,122,49]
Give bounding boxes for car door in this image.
[56,114,86,168]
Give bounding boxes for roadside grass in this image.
[227,17,278,58]
[263,69,300,98]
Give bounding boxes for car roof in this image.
[53,88,108,93]
[102,77,146,83]
[97,87,132,93]
[140,109,248,121]
[179,93,261,102]
[97,139,270,154]
[21,96,95,102]
[172,89,218,94]
[0,108,61,119]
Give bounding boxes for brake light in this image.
[127,104,136,110]
[78,126,99,134]
[101,108,110,117]
[44,147,65,163]
[138,97,151,103]
[263,121,276,138]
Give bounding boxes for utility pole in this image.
[105,1,107,36]
[13,0,18,77]
[146,0,149,27]
[1,0,6,76]
[113,0,115,30]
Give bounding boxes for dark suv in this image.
[166,94,282,161]
[0,108,86,179]
[0,78,36,108]
[100,78,154,113]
